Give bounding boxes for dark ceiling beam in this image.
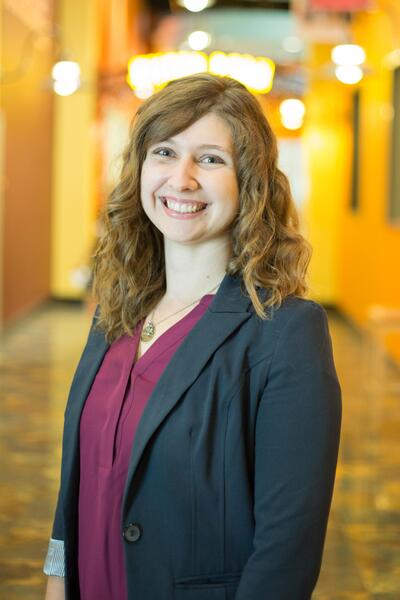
[146,1,290,12]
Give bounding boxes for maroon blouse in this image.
[78,295,215,600]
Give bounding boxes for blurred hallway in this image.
[0,303,399,598]
[1,0,400,597]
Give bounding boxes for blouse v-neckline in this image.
[133,294,215,370]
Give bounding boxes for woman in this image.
[44,73,341,600]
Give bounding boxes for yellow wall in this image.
[51,0,100,297]
[302,45,353,304]
[0,2,3,327]
[338,5,400,362]
[303,4,400,363]
[51,0,145,299]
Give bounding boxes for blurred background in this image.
[0,0,399,598]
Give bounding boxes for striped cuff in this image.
[43,538,65,577]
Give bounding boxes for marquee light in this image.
[127,51,275,96]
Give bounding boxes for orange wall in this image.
[1,3,55,324]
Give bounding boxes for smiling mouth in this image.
[160,196,208,214]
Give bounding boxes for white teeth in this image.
[162,198,206,213]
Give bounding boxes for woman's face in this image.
[140,112,240,247]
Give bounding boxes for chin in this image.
[164,235,204,246]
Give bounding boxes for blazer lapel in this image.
[122,273,252,515]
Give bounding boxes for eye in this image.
[152,147,174,158]
[200,155,225,165]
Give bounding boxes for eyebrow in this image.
[196,143,231,153]
[161,140,232,155]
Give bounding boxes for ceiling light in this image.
[335,65,363,84]
[51,60,81,96]
[331,44,366,66]
[188,31,211,51]
[52,61,80,81]
[279,99,305,120]
[279,99,305,130]
[177,0,215,13]
[282,36,304,54]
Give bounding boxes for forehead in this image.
[151,113,233,150]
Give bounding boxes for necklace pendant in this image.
[141,320,155,342]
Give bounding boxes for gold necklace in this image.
[140,282,221,342]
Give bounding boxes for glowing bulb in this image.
[179,0,213,12]
[281,116,303,130]
[53,79,80,96]
[279,99,305,120]
[52,60,81,96]
[188,31,211,51]
[52,60,80,81]
[279,99,305,130]
[331,44,366,66]
[335,65,363,84]
[209,52,229,75]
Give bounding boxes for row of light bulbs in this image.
[51,42,366,96]
[49,43,366,131]
[51,59,305,130]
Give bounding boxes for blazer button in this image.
[123,523,142,543]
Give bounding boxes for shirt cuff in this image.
[43,538,65,577]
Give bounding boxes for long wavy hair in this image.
[93,73,312,341]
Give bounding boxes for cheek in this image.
[223,177,240,211]
[141,164,164,199]
[140,170,155,208]
[140,164,150,191]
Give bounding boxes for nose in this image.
[168,157,199,192]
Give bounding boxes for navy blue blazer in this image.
[50,273,341,599]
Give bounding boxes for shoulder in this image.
[254,294,329,338]
[251,295,333,371]
[269,295,326,323]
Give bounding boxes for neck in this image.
[163,237,231,302]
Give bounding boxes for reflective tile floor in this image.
[0,302,399,599]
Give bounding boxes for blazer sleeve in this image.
[43,306,100,578]
[235,301,342,600]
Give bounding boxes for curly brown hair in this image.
[93,73,312,341]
